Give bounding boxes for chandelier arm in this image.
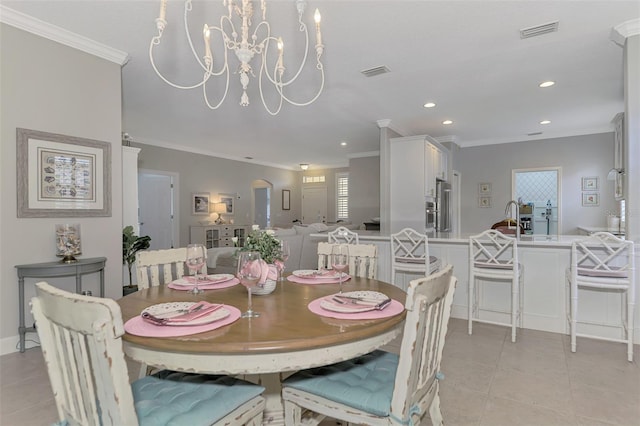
[258,53,284,116]
[182,0,208,72]
[149,37,210,90]
[203,62,232,110]
[276,66,325,107]
[205,25,237,77]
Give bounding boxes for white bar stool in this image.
[468,230,523,343]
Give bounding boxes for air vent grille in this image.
[527,132,543,136]
[520,21,559,39]
[361,66,390,78]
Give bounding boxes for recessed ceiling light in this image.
[340,141,347,146]
[540,120,551,125]
[423,102,436,108]
[539,81,555,88]
[442,120,453,125]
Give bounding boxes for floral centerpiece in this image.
[235,225,284,293]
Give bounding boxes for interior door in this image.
[302,186,327,224]
[253,187,270,229]
[138,170,178,249]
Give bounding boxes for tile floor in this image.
[1,319,638,426]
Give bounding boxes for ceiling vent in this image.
[361,65,390,78]
[527,132,543,136]
[520,21,559,39]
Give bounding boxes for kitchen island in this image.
[312,230,638,342]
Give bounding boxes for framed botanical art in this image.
[16,128,112,218]
[282,189,291,210]
[581,176,599,191]
[192,192,210,215]
[582,192,599,207]
[478,183,492,195]
[219,193,235,215]
[478,196,491,208]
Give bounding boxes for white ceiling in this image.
[3,1,639,170]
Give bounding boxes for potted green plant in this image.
[122,226,151,296]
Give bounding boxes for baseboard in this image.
[1,334,40,356]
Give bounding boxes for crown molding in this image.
[610,18,640,47]
[0,5,129,65]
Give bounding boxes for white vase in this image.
[251,278,277,295]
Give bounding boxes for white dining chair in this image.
[390,227,441,291]
[327,226,359,244]
[135,247,206,289]
[317,242,378,279]
[282,265,457,426]
[567,231,635,361]
[31,281,265,426]
[468,230,523,343]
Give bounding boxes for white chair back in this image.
[390,228,441,289]
[390,265,456,424]
[32,282,139,425]
[135,247,206,289]
[327,226,359,244]
[317,242,378,279]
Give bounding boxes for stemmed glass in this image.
[237,251,262,318]
[331,244,349,294]
[185,244,206,295]
[277,240,290,281]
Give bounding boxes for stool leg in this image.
[570,283,578,353]
[468,274,474,335]
[627,298,635,362]
[511,275,517,343]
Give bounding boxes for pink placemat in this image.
[308,296,404,320]
[168,277,239,291]
[124,305,241,337]
[287,275,352,285]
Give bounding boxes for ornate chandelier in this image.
[150,0,325,115]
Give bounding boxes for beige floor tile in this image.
[444,329,505,367]
[1,398,58,426]
[0,348,48,387]
[498,343,569,379]
[567,355,640,395]
[0,374,54,416]
[441,356,497,394]
[576,416,623,426]
[571,383,640,426]
[489,368,574,413]
[480,396,577,426]
[439,383,487,426]
[564,336,638,366]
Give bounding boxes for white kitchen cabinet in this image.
[190,225,249,249]
[390,135,449,233]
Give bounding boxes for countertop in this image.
[311,230,616,248]
[577,226,625,236]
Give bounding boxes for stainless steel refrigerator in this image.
[436,181,452,232]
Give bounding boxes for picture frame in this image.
[582,192,599,207]
[192,192,210,215]
[478,196,492,208]
[219,193,235,215]
[581,176,599,191]
[16,128,111,218]
[282,189,291,210]
[478,182,492,195]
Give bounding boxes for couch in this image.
[207,223,360,275]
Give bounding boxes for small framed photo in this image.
[478,183,492,195]
[219,193,235,215]
[478,196,492,208]
[282,189,291,210]
[581,176,599,191]
[582,192,599,207]
[192,192,210,215]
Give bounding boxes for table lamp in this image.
[213,202,227,224]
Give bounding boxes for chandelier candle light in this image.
[150,0,325,115]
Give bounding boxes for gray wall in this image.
[0,24,123,353]
[349,156,380,226]
[133,143,302,245]
[457,133,617,234]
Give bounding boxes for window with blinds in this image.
[336,173,349,220]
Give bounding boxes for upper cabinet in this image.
[389,135,450,232]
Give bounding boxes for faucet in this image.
[504,200,521,241]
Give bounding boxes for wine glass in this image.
[331,244,349,294]
[185,244,206,294]
[237,251,262,318]
[277,240,290,281]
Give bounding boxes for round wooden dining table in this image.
[118,276,406,425]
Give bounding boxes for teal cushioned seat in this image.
[282,350,398,417]
[132,372,264,426]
